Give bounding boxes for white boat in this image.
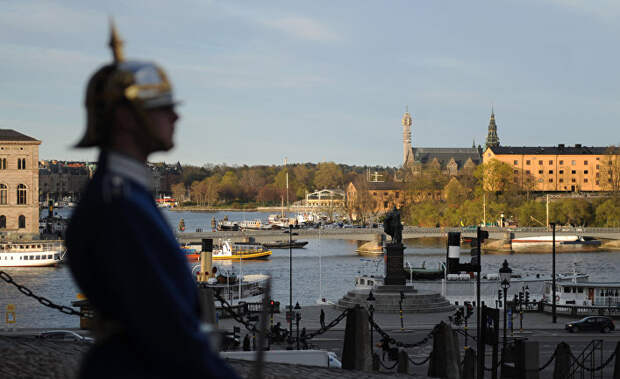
[238,220,265,230]
[267,214,290,228]
[0,242,63,267]
[211,239,272,260]
[511,235,601,253]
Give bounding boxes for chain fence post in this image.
[553,342,571,379]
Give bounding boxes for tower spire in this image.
[402,108,413,166]
[485,107,500,149]
[108,18,125,63]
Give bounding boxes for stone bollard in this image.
[519,341,539,379]
[341,306,372,371]
[613,341,620,379]
[553,342,572,379]
[461,348,476,379]
[397,349,409,374]
[427,321,461,379]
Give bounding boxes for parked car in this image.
[565,316,615,333]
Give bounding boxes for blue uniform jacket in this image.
[66,152,240,379]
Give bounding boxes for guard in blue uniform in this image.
[66,23,240,379]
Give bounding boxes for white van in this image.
[220,350,342,368]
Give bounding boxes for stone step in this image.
[336,298,454,313]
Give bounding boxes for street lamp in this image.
[399,291,405,331]
[294,302,302,350]
[550,222,557,323]
[499,260,512,350]
[367,290,376,356]
[284,224,299,346]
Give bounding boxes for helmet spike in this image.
[108,18,125,63]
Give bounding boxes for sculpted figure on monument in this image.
[383,206,403,246]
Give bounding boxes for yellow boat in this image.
[212,239,272,261]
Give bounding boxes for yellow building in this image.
[483,144,618,192]
[0,129,41,238]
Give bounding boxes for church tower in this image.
[485,108,500,149]
[402,108,413,166]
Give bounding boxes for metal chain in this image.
[0,271,91,318]
[538,346,558,371]
[369,316,436,348]
[304,308,351,340]
[377,357,399,370]
[569,349,617,372]
[408,353,432,366]
[213,291,263,335]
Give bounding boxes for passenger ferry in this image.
[180,243,200,262]
[212,239,272,261]
[543,281,620,307]
[0,242,63,267]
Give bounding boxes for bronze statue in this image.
[383,206,403,245]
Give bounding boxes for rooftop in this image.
[0,129,40,142]
[489,145,610,155]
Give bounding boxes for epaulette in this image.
[101,173,131,203]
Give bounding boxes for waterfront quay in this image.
[178,226,620,245]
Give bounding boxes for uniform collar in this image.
[105,151,151,190]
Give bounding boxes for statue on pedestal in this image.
[383,206,403,246]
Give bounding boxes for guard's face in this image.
[145,105,178,152]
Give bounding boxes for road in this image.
[266,328,619,378]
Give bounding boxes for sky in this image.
[2,0,620,167]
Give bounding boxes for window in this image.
[596,173,600,178]
[549,170,553,174]
[559,160,564,165]
[584,170,588,174]
[395,192,399,199]
[526,160,531,165]
[538,170,543,174]
[571,178,576,183]
[596,180,600,185]
[513,160,518,165]
[513,170,518,174]
[596,164,600,169]
[18,215,25,228]
[525,170,530,174]
[559,170,564,174]
[24,256,28,261]
[0,215,5,228]
[559,179,564,183]
[17,158,26,170]
[0,184,6,205]
[584,178,588,183]
[571,170,576,174]
[372,192,377,196]
[571,160,576,165]
[16,184,26,204]
[0,158,5,170]
[383,201,388,208]
[538,160,543,165]
[584,160,588,165]
[549,160,553,165]
[549,178,553,183]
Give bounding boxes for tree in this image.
[595,199,620,227]
[347,177,377,224]
[218,171,240,202]
[475,159,514,193]
[443,178,469,206]
[257,184,280,205]
[313,162,344,190]
[516,201,546,226]
[550,199,593,226]
[171,182,186,203]
[602,146,620,197]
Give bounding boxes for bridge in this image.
[177,226,620,243]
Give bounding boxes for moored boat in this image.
[212,239,272,260]
[262,240,308,249]
[0,242,63,267]
[404,261,445,280]
[511,235,601,253]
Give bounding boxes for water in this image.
[2,209,618,328]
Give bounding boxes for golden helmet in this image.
[77,21,178,148]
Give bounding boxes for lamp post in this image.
[367,291,376,357]
[284,225,299,347]
[499,260,512,350]
[294,302,302,350]
[399,291,405,331]
[550,222,557,323]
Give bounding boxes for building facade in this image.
[0,130,41,237]
[483,145,618,192]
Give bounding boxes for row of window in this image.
[515,159,599,166]
[0,215,27,229]
[0,158,27,170]
[0,184,28,205]
[521,169,591,175]
[0,254,59,260]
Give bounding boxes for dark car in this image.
[565,316,615,333]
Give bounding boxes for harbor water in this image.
[1,209,619,328]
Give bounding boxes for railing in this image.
[541,302,620,318]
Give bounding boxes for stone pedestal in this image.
[384,242,406,286]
